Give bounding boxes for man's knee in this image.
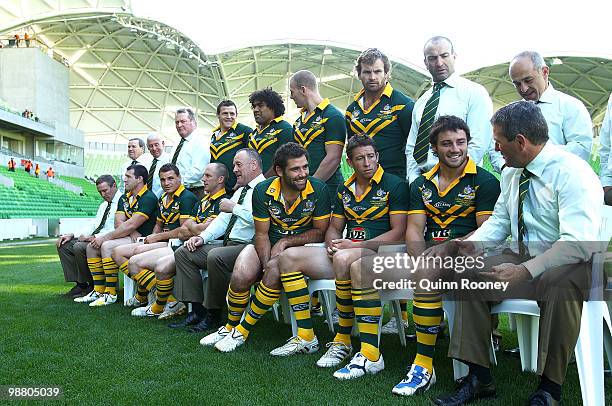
[333,250,357,279]
[278,247,300,274]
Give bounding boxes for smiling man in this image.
[145,132,171,198]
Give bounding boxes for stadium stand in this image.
[84,152,125,180]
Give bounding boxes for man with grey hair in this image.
[489,51,593,171]
[145,132,170,197]
[289,69,346,201]
[405,36,493,184]
[172,107,211,199]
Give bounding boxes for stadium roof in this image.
[1,0,610,145]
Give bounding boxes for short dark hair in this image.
[236,148,262,170]
[127,164,148,182]
[355,48,391,75]
[216,100,237,115]
[346,135,377,159]
[491,101,549,144]
[429,115,472,145]
[158,163,180,177]
[273,142,309,170]
[176,107,196,122]
[128,137,145,149]
[249,88,285,117]
[96,174,116,187]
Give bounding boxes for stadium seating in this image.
[85,152,125,179]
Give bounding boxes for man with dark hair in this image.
[247,88,293,177]
[172,107,210,199]
[346,48,414,180]
[56,175,120,298]
[405,36,493,184]
[210,100,253,189]
[75,165,158,307]
[145,132,171,198]
[201,142,331,352]
[267,134,408,368]
[119,137,151,190]
[289,70,346,201]
[431,101,602,406]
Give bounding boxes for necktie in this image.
[517,169,532,257]
[131,160,138,165]
[147,158,158,190]
[413,81,446,164]
[223,185,250,246]
[171,138,186,165]
[92,202,112,235]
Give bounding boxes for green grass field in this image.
[1,242,609,405]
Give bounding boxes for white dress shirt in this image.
[405,73,493,184]
[489,84,594,171]
[148,152,171,198]
[78,190,120,237]
[598,94,612,187]
[171,130,210,188]
[200,173,266,244]
[467,143,602,278]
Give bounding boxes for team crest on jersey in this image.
[269,205,282,216]
[455,185,477,206]
[352,109,360,119]
[371,188,388,207]
[378,104,393,120]
[421,187,433,204]
[342,192,352,205]
[303,200,315,212]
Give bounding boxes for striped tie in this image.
[413,81,446,164]
[171,138,186,165]
[223,185,250,246]
[147,158,158,190]
[92,202,112,235]
[517,169,532,257]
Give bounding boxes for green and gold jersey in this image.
[345,83,414,179]
[156,185,198,232]
[332,165,409,241]
[248,116,293,173]
[252,176,331,244]
[191,188,229,224]
[210,122,253,189]
[117,185,159,236]
[293,98,346,188]
[408,158,500,241]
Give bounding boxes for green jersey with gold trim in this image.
[156,185,198,231]
[332,165,409,241]
[248,116,293,173]
[252,176,331,244]
[345,83,414,179]
[210,122,253,189]
[408,158,500,241]
[117,185,159,236]
[191,188,229,224]
[293,98,346,187]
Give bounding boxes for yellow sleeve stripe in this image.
[324,141,345,146]
[313,214,331,221]
[389,210,409,215]
[253,216,270,222]
[179,215,191,219]
[407,210,426,215]
[331,213,346,219]
[476,211,494,216]
[134,212,149,219]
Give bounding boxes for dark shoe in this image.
[527,389,559,406]
[504,347,521,357]
[73,286,93,298]
[432,374,496,406]
[188,312,222,333]
[168,311,204,329]
[61,284,87,298]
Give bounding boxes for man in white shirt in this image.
[119,138,151,191]
[171,107,210,200]
[432,101,602,406]
[170,148,265,331]
[489,51,594,171]
[598,94,612,204]
[145,132,170,198]
[56,175,119,298]
[405,36,493,184]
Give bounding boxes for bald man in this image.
[146,133,171,198]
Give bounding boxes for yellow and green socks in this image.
[133,269,156,303]
[88,257,105,294]
[225,287,249,330]
[281,272,314,341]
[333,279,353,345]
[101,257,119,296]
[353,287,382,362]
[236,282,280,339]
[413,292,443,372]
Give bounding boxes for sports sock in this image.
[353,287,382,362]
[311,293,320,308]
[101,257,118,295]
[413,292,443,372]
[87,257,105,294]
[281,272,314,341]
[333,279,353,345]
[236,282,280,339]
[133,269,156,292]
[151,278,173,314]
[225,287,249,330]
[399,299,408,322]
[119,260,130,276]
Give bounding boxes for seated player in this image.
[75,165,158,306]
[127,163,228,318]
[200,142,331,352]
[271,135,409,375]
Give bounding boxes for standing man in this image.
[210,100,253,190]
[170,149,266,331]
[432,101,602,406]
[346,48,414,179]
[56,175,119,298]
[201,143,331,352]
[171,107,210,200]
[405,36,493,184]
[119,137,150,190]
[8,157,16,171]
[145,132,170,198]
[599,93,612,204]
[289,70,346,200]
[247,88,293,177]
[34,163,40,177]
[489,51,593,172]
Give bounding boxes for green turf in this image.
[0,242,609,405]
